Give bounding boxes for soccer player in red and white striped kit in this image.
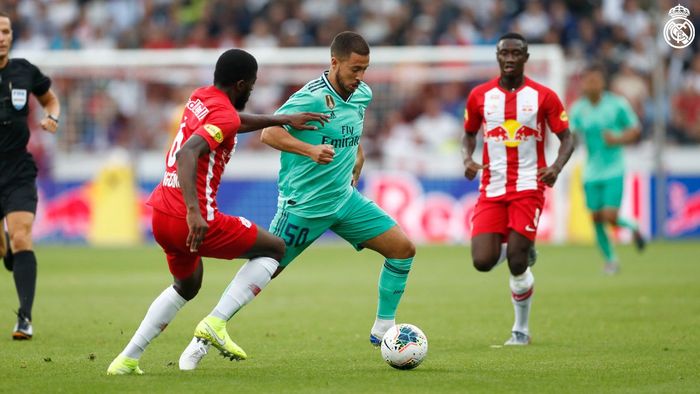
[462,33,575,345]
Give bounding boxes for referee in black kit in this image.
[0,11,60,340]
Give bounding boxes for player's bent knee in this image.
[603,212,618,225]
[473,258,495,272]
[173,283,200,301]
[396,239,416,259]
[9,231,32,252]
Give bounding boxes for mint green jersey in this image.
[570,92,639,182]
[274,72,371,217]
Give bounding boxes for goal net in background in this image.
[17,46,570,245]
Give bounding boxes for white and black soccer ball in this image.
[380,323,428,370]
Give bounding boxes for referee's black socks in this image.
[13,250,37,321]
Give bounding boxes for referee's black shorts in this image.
[0,151,38,217]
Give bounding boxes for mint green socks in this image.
[377,258,413,319]
[616,216,639,231]
[594,223,617,263]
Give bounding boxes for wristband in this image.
[47,115,59,123]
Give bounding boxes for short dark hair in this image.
[214,49,258,87]
[498,32,528,49]
[330,31,369,60]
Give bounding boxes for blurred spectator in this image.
[610,61,649,123]
[81,25,117,50]
[513,1,551,43]
[413,97,461,156]
[357,10,390,45]
[13,25,48,50]
[618,0,650,39]
[243,19,278,48]
[669,53,700,143]
[381,111,425,171]
[142,22,175,49]
[669,84,700,144]
[183,22,215,48]
[49,24,81,50]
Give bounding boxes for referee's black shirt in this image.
[0,58,51,155]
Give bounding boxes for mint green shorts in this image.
[583,176,624,211]
[269,189,396,266]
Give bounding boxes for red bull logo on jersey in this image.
[484,119,541,147]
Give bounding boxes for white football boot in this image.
[179,337,211,371]
[504,331,531,346]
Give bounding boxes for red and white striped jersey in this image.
[148,86,240,221]
[464,77,569,198]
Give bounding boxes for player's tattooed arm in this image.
[538,128,575,187]
[238,113,330,133]
[351,144,365,187]
[176,135,211,252]
[261,126,335,164]
[462,132,488,180]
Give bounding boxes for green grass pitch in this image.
[0,241,699,393]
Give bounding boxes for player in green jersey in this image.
[570,64,646,274]
[178,32,416,369]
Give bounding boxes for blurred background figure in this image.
[569,64,646,275]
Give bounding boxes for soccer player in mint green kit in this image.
[178,32,416,369]
[570,64,646,274]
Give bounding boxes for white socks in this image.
[494,243,507,268]
[509,267,534,335]
[210,257,279,321]
[371,318,395,338]
[122,286,187,359]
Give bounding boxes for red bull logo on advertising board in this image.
[667,181,700,236]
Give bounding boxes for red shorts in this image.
[471,191,545,241]
[151,209,258,279]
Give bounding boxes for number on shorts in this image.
[283,223,309,247]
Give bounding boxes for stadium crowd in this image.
[3,0,699,169]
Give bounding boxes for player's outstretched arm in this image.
[261,126,335,164]
[462,132,487,180]
[175,135,211,252]
[36,89,61,133]
[603,125,641,146]
[538,128,575,187]
[238,113,329,133]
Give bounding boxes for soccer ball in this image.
[380,323,428,370]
